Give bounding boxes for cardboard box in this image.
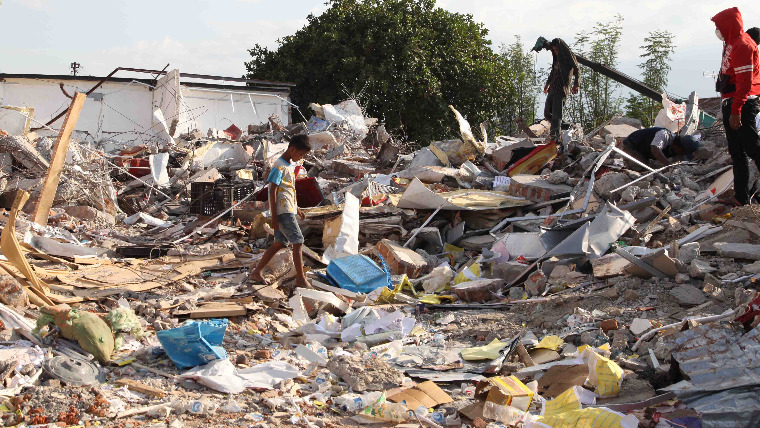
[474,375,534,412]
[387,381,453,409]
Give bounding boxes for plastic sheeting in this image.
[545,202,635,260]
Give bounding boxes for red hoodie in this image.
[712,7,760,115]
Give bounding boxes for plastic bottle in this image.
[333,391,383,412]
[433,333,447,348]
[461,384,476,397]
[171,400,218,415]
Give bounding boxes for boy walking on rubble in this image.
[250,134,311,288]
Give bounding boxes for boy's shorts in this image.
[274,213,304,245]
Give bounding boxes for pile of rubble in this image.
[0,90,757,428]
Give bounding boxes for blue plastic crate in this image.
[156,319,228,369]
[326,254,392,294]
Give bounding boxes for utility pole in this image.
[70,62,81,76]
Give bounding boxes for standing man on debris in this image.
[713,7,760,205]
[532,36,581,143]
[250,134,312,288]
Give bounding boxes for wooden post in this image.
[32,92,86,226]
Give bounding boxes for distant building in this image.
[0,69,294,146]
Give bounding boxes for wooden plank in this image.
[591,253,631,279]
[187,303,247,319]
[114,379,166,398]
[0,191,54,306]
[33,92,86,226]
[614,247,667,279]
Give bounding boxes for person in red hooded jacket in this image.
[712,7,760,205]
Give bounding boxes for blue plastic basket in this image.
[156,319,228,369]
[326,254,392,293]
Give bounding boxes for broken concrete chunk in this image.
[601,123,639,140]
[508,286,525,300]
[669,284,707,307]
[62,206,116,225]
[326,354,403,392]
[508,174,571,202]
[677,242,700,265]
[715,242,760,260]
[0,135,49,174]
[629,318,652,336]
[744,260,760,274]
[547,170,569,185]
[452,279,504,303]
[688,259,715,279]
[376,239,428,278]
[594,172,628,199]
[620,185,640,203]
[0,275,28,307]
[524,270,547,297]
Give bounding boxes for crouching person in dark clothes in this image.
[620,127,699,168]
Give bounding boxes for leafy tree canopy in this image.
[245,0,516,143]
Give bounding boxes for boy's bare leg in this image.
[292,244,310,288]
[250,241,286,284]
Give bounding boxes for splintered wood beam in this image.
[33,92,86,226]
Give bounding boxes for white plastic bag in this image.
[654,93,686,132]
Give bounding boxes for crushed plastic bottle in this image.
[171,400,218,415]
[333,391,383,412]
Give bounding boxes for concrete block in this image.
[594,172,628,199]
[493,261,528,282]
[0,275,28,307]
[376,239,428,278]
[525,270,547,296]
[629,318,652,336]
[669,284,706,307]
[62,206,116,225]
[331,160,376,177]
[688,259,715,279]
[677,242,700,264]
[452,279,503,303]
[715,243,760,260]
[591,254,631,279]
[508,174,572,203]
[601,124,639,140]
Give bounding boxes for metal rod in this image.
[403,202,446,247]
[609,145,656,173]
[610,162,684,194]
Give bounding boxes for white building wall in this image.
[0,75,291,148]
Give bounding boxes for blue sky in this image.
[1,0,760,101]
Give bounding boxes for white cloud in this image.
[8,0,50,10]
[90,16,308,79]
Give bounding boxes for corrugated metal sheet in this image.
[671,324,760,428]
[672,323,760,390]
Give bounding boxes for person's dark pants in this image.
[723,97,760,205]
[544,92,565,140]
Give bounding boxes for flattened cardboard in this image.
[475,375,534,412]
[388,381,453,409]
[528,348,561,365]
[537,364,589,398]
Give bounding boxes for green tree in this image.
[245,0,513,143]
[497,36,540,136]
[625,31,676,127]
[566,14,624,131]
